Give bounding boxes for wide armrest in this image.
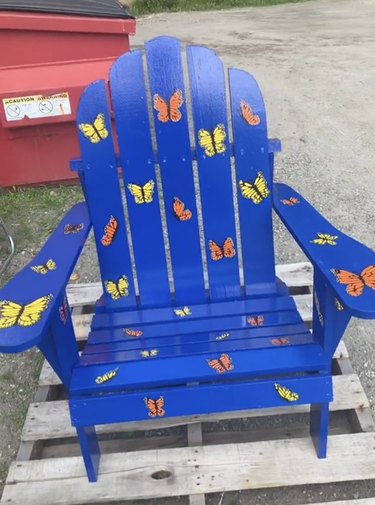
[0,202,91,353]
[274,183,375,319]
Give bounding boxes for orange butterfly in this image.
[281,197,299,206]
[207,353,234,374]
[101,215,118,246]
[247,315,264,326]
[271,337,290,346]
[144,396,165,417]
[331,265,375,297]
[173,197,192,222]
[124,328,143,337]
[209,237,236,261]
[153,89,183,123]
[64,223,83,234]
[240,100,260,126]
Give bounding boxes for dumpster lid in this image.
[0,0,134,19]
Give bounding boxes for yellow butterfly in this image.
[104,275,129,300]
[140,349,159,358]
[198,124,226,157]
[335,298,344,311]
[0,295,53,329]
[78,113,109,144]
[95,367,118,385]
[127,180,155,204]
[274,383,299,402]
[31,259,56,275]
[238,171,270,204]
[174,306,191,318]
[310,233,338,246]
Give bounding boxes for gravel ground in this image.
[1,0,375,502]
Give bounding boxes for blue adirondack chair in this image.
[1,36,375,483]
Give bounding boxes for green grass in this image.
[132,0,308,15]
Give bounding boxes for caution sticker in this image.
[3,92,71,121]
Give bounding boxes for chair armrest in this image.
[0,202,91,353]
[273,183,375,319]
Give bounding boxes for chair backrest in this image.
[76,36,277,310]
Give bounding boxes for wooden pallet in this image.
[1,262,375,505]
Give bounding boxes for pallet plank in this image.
[3,433,375,505]
[303,501,375,505]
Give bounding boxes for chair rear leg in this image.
[310,403,329,458]
[76,426,100,482]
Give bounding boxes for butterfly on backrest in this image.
[153,89,184,123]
[0,295,53,329]
[101,215,118,247]
[78,113,109,144]
[331,265,375,297]
[239,171,270,204]
[240,100,260,126]
[208,237,236,261]
[173,197,192,222]
[127,180,155,204]
[198,124,226,157]
[104,275,129,300]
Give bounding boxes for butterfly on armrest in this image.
[0,295,53,329]
[331,265,375,297]
[31,259,56,275]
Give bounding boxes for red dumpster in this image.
[0,0,135,187]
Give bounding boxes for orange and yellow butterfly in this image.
[271,337,290,346]
[124,328,143,337]
[240,100,260,126]
[209,237,236,261]
[127,180,155,204]
[215,332,230,341]
[78,113,109,144]
[59,296,69,325]
[174,306,191,317]
[0,295,53,329]
[153,89,183,123]
[207,353,234,374]
[140,349,159,358]
[331,265,375,297]
[64,223,84,234]
[101,215,118,247]
[247,315,264,326]
[104,275,129,300]
[311,233,338,246]
[95,367,118,385]
[281,197,299,206]
[274,383,299,402]
[144,396,165,417]
[198,124,226,157]
[173,197,192,222]
[31,259,56,275]
[239,171,270,204]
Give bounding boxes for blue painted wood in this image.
[70,374,332,426]
[274,182,375,318]
[76,426,100,482]
[145,37,206,304]
[0,203,90,353]
[229,68,276,295]
[91,293,297,330]
[109,51,171,307]
[310,403,329,458]
[77,80,137,310]
[187,45,240,300]
[72,343,328,393]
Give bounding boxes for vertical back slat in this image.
[187,45,241,301]
[76,80,137,309]
[145,36,206,304]
[110,51,171,307]
[229,69,276,295]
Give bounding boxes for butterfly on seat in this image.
[331,265,375,297]
[140,349,159,358]
[271,337,290,346]
[124,328,143,337]
[173,197,192,222]
[238,171,270,204]
[95,367,119,385]
[208,237,236,261]
[0,295,53,329]
[240,100,260,126]
[281,197,299,206]
[127,180,155,204]
[31,259,56,275]
[215,332,230,341]
[104,275,129,300]
[78,113,109,144]
[207,353,234,374]
[101,215,118,246]
[274,383,299,402]
[144,396,165,417]
[64,223,84,234]
[174,306,191,317]
[247,315,264,326]
[153,89,184,123]
[198,124,226,157]
[311,233,338,246]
